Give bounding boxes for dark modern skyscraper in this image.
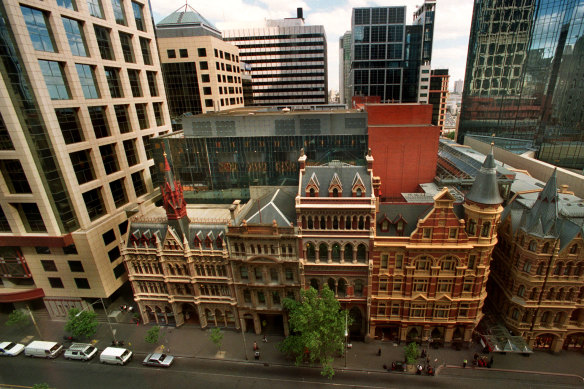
[458,0,584,169]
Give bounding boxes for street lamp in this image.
[75,298,117,343]
[344,311,348,368]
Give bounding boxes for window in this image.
[62,18,87,57]
[146,71,158,97]
[153,102,164,126]
[140,38,152,65]
[468,254,476,269]
[100,144,119,174]
[132,1,145,31]
[13,203,46,232]
[463,278,474,292]
[254,267,262,281]
[379,277,388,292]
[272,291,280,305]
[76,64,100,99]
[393,277,402,291]
[203,87,212,95]
[449,228,458,239]
[39,60,70,100]
[87,0,104,17]
[269,268,279,283]
[243,289,251,303]
[111,0,127,25]
[83,187,105,220]
[240,266,248,280]
[411,304,425,318]
[21,6,55,52]
[285,268,293,281]
[68,260,84,272]
[205,99,213,108]
[108,246,120,262]
[413,278,428,292]
[48,277,64,288]
[459,303,469,317]
[88,106,110,138]
[423,228,432,239]
[200,61,209,70]
[131,171,146,196]
[69,150,95,184]
[114,105,131,133]
[381,254,388,269]
[395,254,403,269]
[94,25,114,60]
[64,244,78,255]
[167,49,176,58]
[179,49,188,58]
[201,74,210,83]
[110,178,127,208]
[57,0,77,10]
[127,69,142,97]
[536,262,545,275]
[113,263,126,278]
[441,257,456,271]
[415,257,430,270]
[135,103,149,129]
[123,139,139,166]
[75,278,90,289]
[467,219,476,236]
[0,160,32,194]
[119,33,135,63]
[437,280,453,293]
[522,261,532,273]
[434,305,449,318]
[41,260,57,272]
[517,285,525,297]
[105,67,123,98]
[257,291,265,304]
[102,228,116,245]
[36,247,51,254]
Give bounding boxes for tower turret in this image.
[161,151,189,237]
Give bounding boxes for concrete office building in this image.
[429,69,449,134]
[339,31,352,106]
[223,8,328,106]
[458,0,584,169]
[0,0,171,317]
[156,5,244,119]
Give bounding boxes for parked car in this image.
[24,341,63,359]
[64,343,98,361]
[142,353,174,368]
[99,347,132,365]
[391,360,406,372]
[0,342,25,356]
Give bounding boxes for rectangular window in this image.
[139,38,152,65]
[437,279,453,293]
[113,262,126,278]
[68,260,84,272]
[243,289,251,303]
[123,139,139,166]
[36,247,51,254]
[13,203,46,232]
[201,74,210,83]
[62,17,87,57]
[257,291,265,304]
[459,303,469,317]
[434,305,449,318]
[74,277,90,289]
[21,6,55,52]
[205,99,213,108]
[111,0,127,25]
[69,149,95,184]
[135,103,149,129]
[99,143,119,174]
[114,105,131,133]
[41,260,57,272]
[240,266,248,280]
[167,49,176,58]
[254,267,263,281]
[393,278,402,291]
[63,244,78,255]
[381,254,388,269]
[153,102,164,126]
[119,32,135,63]
[449,228,458,239]
[413,279,428,292]
[468,254,476,269]
[131,171,146,196]
[104,67,123,98]
[0,160,32,194]
[200,61,209,70]
[395,254,403,269]
[118,220,128,235]
[0,114,14,150]
[379,278,387,292]
[411,304,425,318]
[132,1,145,31]
[82,187,105,220]
[463,278,474,292]
[88,106,110,138]
[39,60,70,100]
[197,48,206,57]
[48,277,64,288]
[142,135,152,159]
[108,246,121,262]
[87,0,104,18]
[285,268,293,281]
[57,0,77,10]
[76,64,100,99]
[423,228,432,239]
[0,207,11,232]
[391,303,400,316]
[270,268,278,282]
[203,87,212,95]
[272,291,280,305]
[109,178,128,208]
[127,69,142,97]
[179,48,188,58]
[146,71,158,96]
[94,25,114,60]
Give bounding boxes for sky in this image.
[149,0,475,92]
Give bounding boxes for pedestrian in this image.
[253,341,258,351]
[263,335,268,343]
[489,356,494,368]
[463,359,467,368]
[377,348,381,356]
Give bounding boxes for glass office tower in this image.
[459,0,584,169]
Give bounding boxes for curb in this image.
[444,365,584,382]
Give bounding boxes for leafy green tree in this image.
[208,327,223,350]
[404,342,419,364]
[32,383,50,389]
[446,131,455,140]
[145,325,160,344]
[5,309,28,327]
[280,286,349,379]
[64,308,98,339]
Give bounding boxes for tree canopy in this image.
[145,325,160,344]
[5,309,28,327]
[64,308,98,339]
[208,327,223,350]
[280,285,349,379]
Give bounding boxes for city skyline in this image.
[149,0,474,92]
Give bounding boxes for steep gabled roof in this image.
[466,145,503,205]
[522,169,559,238]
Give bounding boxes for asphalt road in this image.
[0,353,582,389]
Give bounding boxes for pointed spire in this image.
[163,151,175,191]
[524,169,559,236]
[466,144,503,205]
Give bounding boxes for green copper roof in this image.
[157,5,219,31]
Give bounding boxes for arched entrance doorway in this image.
[563,333,584,350]
[406,327,422,343]
[534,333,556,350]
[348,306,363,339]
[181,303,199,325]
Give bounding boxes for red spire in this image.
[164,151,171,172]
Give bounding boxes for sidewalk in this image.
[1,309,583,381]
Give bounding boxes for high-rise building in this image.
[429,69,450,133]
[453,79,463,94]
[0,0,170,317]
[223,8,328,106]
[339,31,352,106]
[156,5,244,120]
[458,0,584,169]
[349,1,436,104]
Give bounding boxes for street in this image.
[1,353,582,389]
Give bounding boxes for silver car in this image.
[142,353,174,368]
[0,342,25,356]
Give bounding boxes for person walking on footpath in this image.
[253,341,258,351]
[463,359,467,368]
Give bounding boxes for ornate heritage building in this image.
[489,170,584,352]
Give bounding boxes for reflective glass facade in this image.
[459,0,584,169]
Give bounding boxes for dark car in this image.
[142,353,174,368]
[391,360,406,371]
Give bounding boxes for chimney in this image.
[298,148,307,170]
[297,7,303,19]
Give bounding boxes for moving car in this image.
[64,343,98,361]
[142,353,174,368]
[0,342,25,356]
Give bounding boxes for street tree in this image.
[5,309,28,327]
[208,327,223,350]
[64,308,98,339]
[145,325,160,344]
[404,342,419,364]
[280,285,349,379]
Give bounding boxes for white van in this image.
[64,343,98,361]
[24,341,63,359]
[99,347,132,365]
